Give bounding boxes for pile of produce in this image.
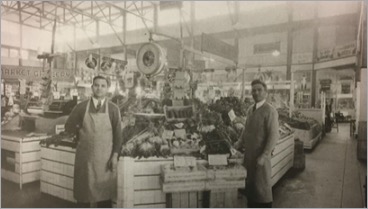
[39,131,77,148]
[208,97,248,119]
[278,121,294,138]
[278,107,320,130]
[200,128,232,155]
[120,128,171,158]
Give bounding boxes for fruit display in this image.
[278,107,321,130]
[279,121,294,139]
[121,128,171,158]
[208,97,248,119]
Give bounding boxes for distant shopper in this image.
[65,75,123,208]
[235,79,279,208]
[325,98,334,133]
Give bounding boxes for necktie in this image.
[96,100,102,111]
[253,104,257,112]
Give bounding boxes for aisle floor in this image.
[1,124,367,208]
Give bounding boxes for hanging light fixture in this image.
[272,50,280,57]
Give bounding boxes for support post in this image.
[286,2,293,80]
[17,1,22,66]
[311,2,319,108]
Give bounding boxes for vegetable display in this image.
[278,107,321,130]
[39,131,77,148]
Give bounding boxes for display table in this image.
[38,133,294,207]
[1,130,49,189]
[117,133,295,208]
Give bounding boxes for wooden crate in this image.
[1,132,48,189]
[303,132,322,149]
[271,134,294,186]
[206,165,247,180]
[209,189,238,208]
[357,121,367,160]
[117,157,204,208]
[40,145,76,202]
[293,125,321,149]
[161,164,207,183]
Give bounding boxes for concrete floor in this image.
[2,124,367,208]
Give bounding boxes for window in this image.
[253,42,280,54]
[1,47,9,57]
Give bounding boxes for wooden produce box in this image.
[40,145,76,203]
[271,134,295,186]
[293,124,321,149]
[117,157,204,208]
[161,164,208,183]
[209,189,238,208]
[1,130,49,189]
[206,165,247,180]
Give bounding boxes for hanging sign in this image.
[316,48,334,62]
[1,65,73,81]
[334,42,356,59]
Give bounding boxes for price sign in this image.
[162,130,174,140]
[174,156,196,168]
[55,125,65,134]
[208,154,228,166]
[174,129,186,139]
[228,109,236,122]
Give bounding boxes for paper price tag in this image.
[228,109,236,122]
[55,125,65,134]
[162,130,174,140]
[174,156,196,168]
[174,129,186,139]
[208,154,228,166]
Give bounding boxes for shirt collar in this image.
[92,97,106,109]
[255,99,266,110]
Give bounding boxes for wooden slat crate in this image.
[40,145,76,202]
[271,134,294,186]
[1,132,48,189]
[293,125,321,149]
[209,189,238,208]
[117,157,204,208]
[161,164,208,183]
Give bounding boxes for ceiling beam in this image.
[2,17,51,31]
[103,2,153,23]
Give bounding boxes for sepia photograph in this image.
[1,1,367,208]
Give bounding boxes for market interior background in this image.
[1,1,367,208]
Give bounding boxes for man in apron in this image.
[65,76,123,208]
[235,79,279,208]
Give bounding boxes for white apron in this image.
[74,99,116,202]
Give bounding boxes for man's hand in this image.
[256,154,267,167]
[234,141,242,151]
[107,153,119,172]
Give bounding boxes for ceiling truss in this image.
[1,1,155,33]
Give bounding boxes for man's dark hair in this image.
[92,75,110,87]
[251,79,267,90]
